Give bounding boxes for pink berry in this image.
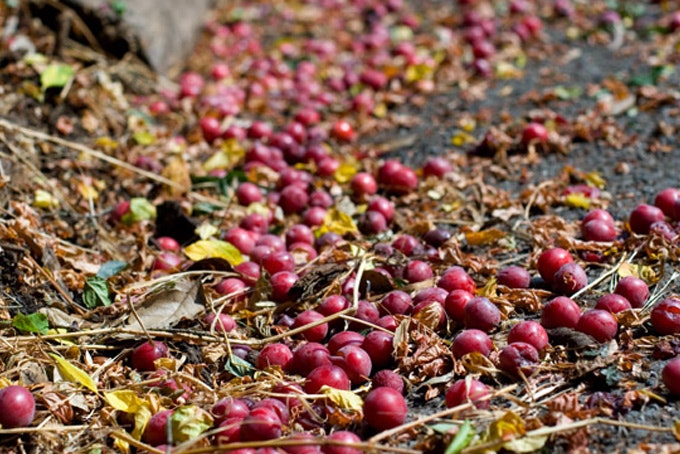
[576,309,618,342]
[292,343,331,376]
[438,266,476,293]
[305,365,350,393]
[629,204,665,235]
[0,386,35,428]
[292,310,328,342]
[371,369,404,394]
[363,387,408,431]
[507,321,549,352]
[452,329,493,358]
[662,357,680,396]
[537,248,573,285]
[541,296,581,329]
[464,297,501,332]
[651,297,680,335]
[521,122,548,145]
[614,276,649,309]
[203,312,236,333]
[595,294,632,314]
[582,219,617,242]
[131,341,169,371]
[552,262,588,295]
[257,343,293,371]
[445,379,490,409]
[444,289,474,322]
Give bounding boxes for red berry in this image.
[270,271,298,302]
[403,260,434,283]
[655,188,680,220]
[662,357,680,396]
[541,296,581,329]
[155,236,181,252]
[582,219,617,242]
[305,365,350,393]
[576,309,618,342]
[444,289,474,322]
[292,342,331,376]
[445,379,490,409]
[331,120,355,142]
[497,266,531,289]
[583,209,615,226]
[361,331,394,370]
[240,406,282,441]
[200,116,222,143]
[521,122,548,145]
[363,387,408,431]
[422,157,453,179]
[203,313,236,333]
[350,172,378,199]
[498,342,540,377]
[331,345,372,384]
[143,409,173,446]
[292,310,328,342]
[328,331,364,355]
[0,385,35,428]
[323,431,362,454]
[380,291,413,316]
[552,262,588,296]
[595,294,632,314]
[131,341,169,371]
[438,266,476,293]
[452,329,493,358]
[507,321,549,352]
[464,297,501,332]
[629,204,665,235]
[371,369,404,394]
[651,297,680,335]
[257,343,293,371]
[367,196,395,223]
[537,248,573,284]
[614,276,649,309]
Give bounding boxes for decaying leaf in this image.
[123,278,206,331]
[49,354,98,393]
[321,386,363,412]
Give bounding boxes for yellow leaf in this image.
[33,189,59,209]
[76,180,99,201]
[503,435,548,453]
[617,262,656,283]
[162,157,192,197]
[465,228,506,246]
[478,276,497,298]
[195,222,220,240]
[585,172,606,189]
[132,404,152,441]
[405,63,434,83]
[49,353,98,393]
[203,139,245,172]
[321,386,363,412]
[315,208,358,237]
[94,136,119,150]
[373,102,387,118]
[495,62,522,79]
[184,239,243,265]
[564,193,591,209]
[451,131,476,147]
[105,390,146,413]
[487,411,525,441]
[674,420,680,441]
[334,160,358,184]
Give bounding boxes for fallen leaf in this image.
[49,354,98,393]
[184,239,243,265]
[123,278,206,331]
[321,386,363,412]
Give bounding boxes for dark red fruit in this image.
[582,219,617,242]
[257,343,293,371]
[323,431,362,454]
[363,387,408,432]
[498,342,540,377]
[143,409,173,446]
[131,341,169,372]
[595,294,632,314]
[292,342,331,376]
[576,309,618,343]
[445,379,490,409]
[507,321,549,352]
[331,345,372,384]
[629,204,665,235]
[651,297,680,335]
[654,188,680,220]
[464,297,501,332]
[371,369,404,394]
[541,296,581,329]
[614,276,649,309]
[305,365,350,394]
[444,289,474,322]
[361,331,394,370]
[552,262,588,295]
[292,310,328,342]
[497,266,531,289]
[452,329,493,358]
[521,122,548,145]
[240,406,282,441]
[537,248,573,285]
[662,357,680,396]
[438,266,476,293]
[0,385,35,428]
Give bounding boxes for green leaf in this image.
[629,65,675,87]
[96,260,128,279]
[40,63,74,91]
[170,405,213,443]
[430,423,459,434]
[121,198,156,225]
[83,276,111,308]
[224,355,253,377]
[192,202,224,215]
[12,313,49,334]
[132,131,155,145]
[445,420,475,454]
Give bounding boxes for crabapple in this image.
[0,386,35,428]
[445,379,490,409]
[363,387,408,431]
